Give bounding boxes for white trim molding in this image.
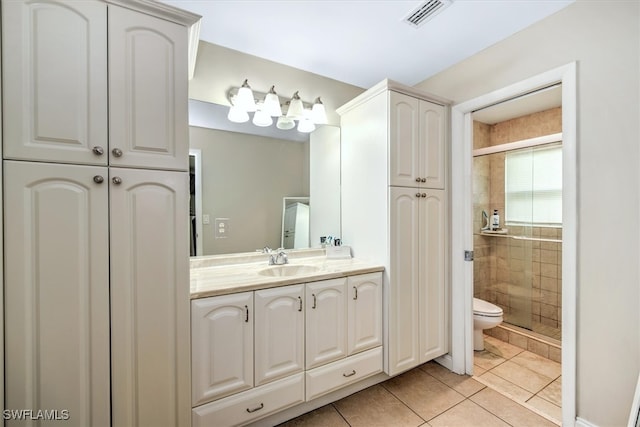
[449,62,577,425]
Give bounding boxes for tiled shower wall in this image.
[473,108,562,340]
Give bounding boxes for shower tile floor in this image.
[279,335,561,426]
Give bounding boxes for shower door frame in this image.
[447,62,577,425]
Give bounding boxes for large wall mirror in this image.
[188,100,341,257]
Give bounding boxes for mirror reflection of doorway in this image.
[189,149,203,256]
[281,197,310,249]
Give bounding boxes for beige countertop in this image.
[190,253,384,299]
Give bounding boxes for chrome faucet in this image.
[268,248,288,265]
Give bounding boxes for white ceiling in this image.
[161,0,574,89]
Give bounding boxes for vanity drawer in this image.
[192,373,304,427]
[305,346,382,401]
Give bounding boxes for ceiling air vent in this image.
[404,0,453,28]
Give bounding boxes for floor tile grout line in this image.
[378,381,429,424]
[330,402,353,427]
[473,370,561,426]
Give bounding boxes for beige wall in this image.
[190,126,309,255]
[417,1,640,425]
[190,42,365,126]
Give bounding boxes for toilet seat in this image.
[473,298,503,317]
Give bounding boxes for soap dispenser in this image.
[491,209,500,231]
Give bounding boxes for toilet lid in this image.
[473,298,503,316]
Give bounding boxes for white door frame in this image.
[189,148,203,256]
[449,62,577,425]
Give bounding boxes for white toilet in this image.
[473,298,504,351]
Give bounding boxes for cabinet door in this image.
[419,189,448,362]
[387,187,421,376]
[389,91,420,188]
[4,161,110,427]
[108,5,189,171]
[110,168,190,427]
[2,0,108,165]
[254,285,305,386]
[305,278,348,369]
[192,293,253,406]
[347,273,383,355]
[419,100,446,189]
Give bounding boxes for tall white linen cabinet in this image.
[338,80,450,377]
[1,1,200,426]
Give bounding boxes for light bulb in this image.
[252,108,273,127]
[263,86,283,117]
[235,79,257,112]
[227,105,249,123]
[286,91,304,120]
[297,110,316,133]
[276,116,295,130]
[311,97,328,124]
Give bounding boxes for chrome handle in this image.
[415,177,421,182]
[421,178,426,183]
[298,296,302,312]
[112,176,122,185]
[245,305,249,323]
[112,148,123,157]
[312,294,317,309]
[353,286,358,300]
[92,146,104,156]
[343,370,356,377]
[93,175,104,184]
[246,403,264,413]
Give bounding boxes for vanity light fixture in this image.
[227,81,328,132]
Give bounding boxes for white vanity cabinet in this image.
[2,1,198,426]
[191,272,383,426]
[254,285,306,386]
[305,278,348,369]
[3,0,189,171]
[338,79,449,377]
[347,273,384,354]
[191,292,254,406]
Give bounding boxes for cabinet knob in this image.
[92,146,104,156]
[112,176,122,185]
[421,193,427,198]
[112,148,123,157]
[415,177,421,182]
[416,193,421,198]
[93,175,104,184]
[421,178,426,183]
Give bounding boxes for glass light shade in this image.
[252,109,273,127]
[286,92,304,120]
[276,116,295,130]
[311,98,328,124]
[235,80,257,112]
[227,105,249,123]
[263,87,283,117]
[297,117,316,133]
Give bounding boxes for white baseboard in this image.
[576,417,599,427]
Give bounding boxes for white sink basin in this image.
[257,265,320,277]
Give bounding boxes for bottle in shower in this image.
[491,209,500,230]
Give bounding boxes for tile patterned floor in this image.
[279,335,561,427]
